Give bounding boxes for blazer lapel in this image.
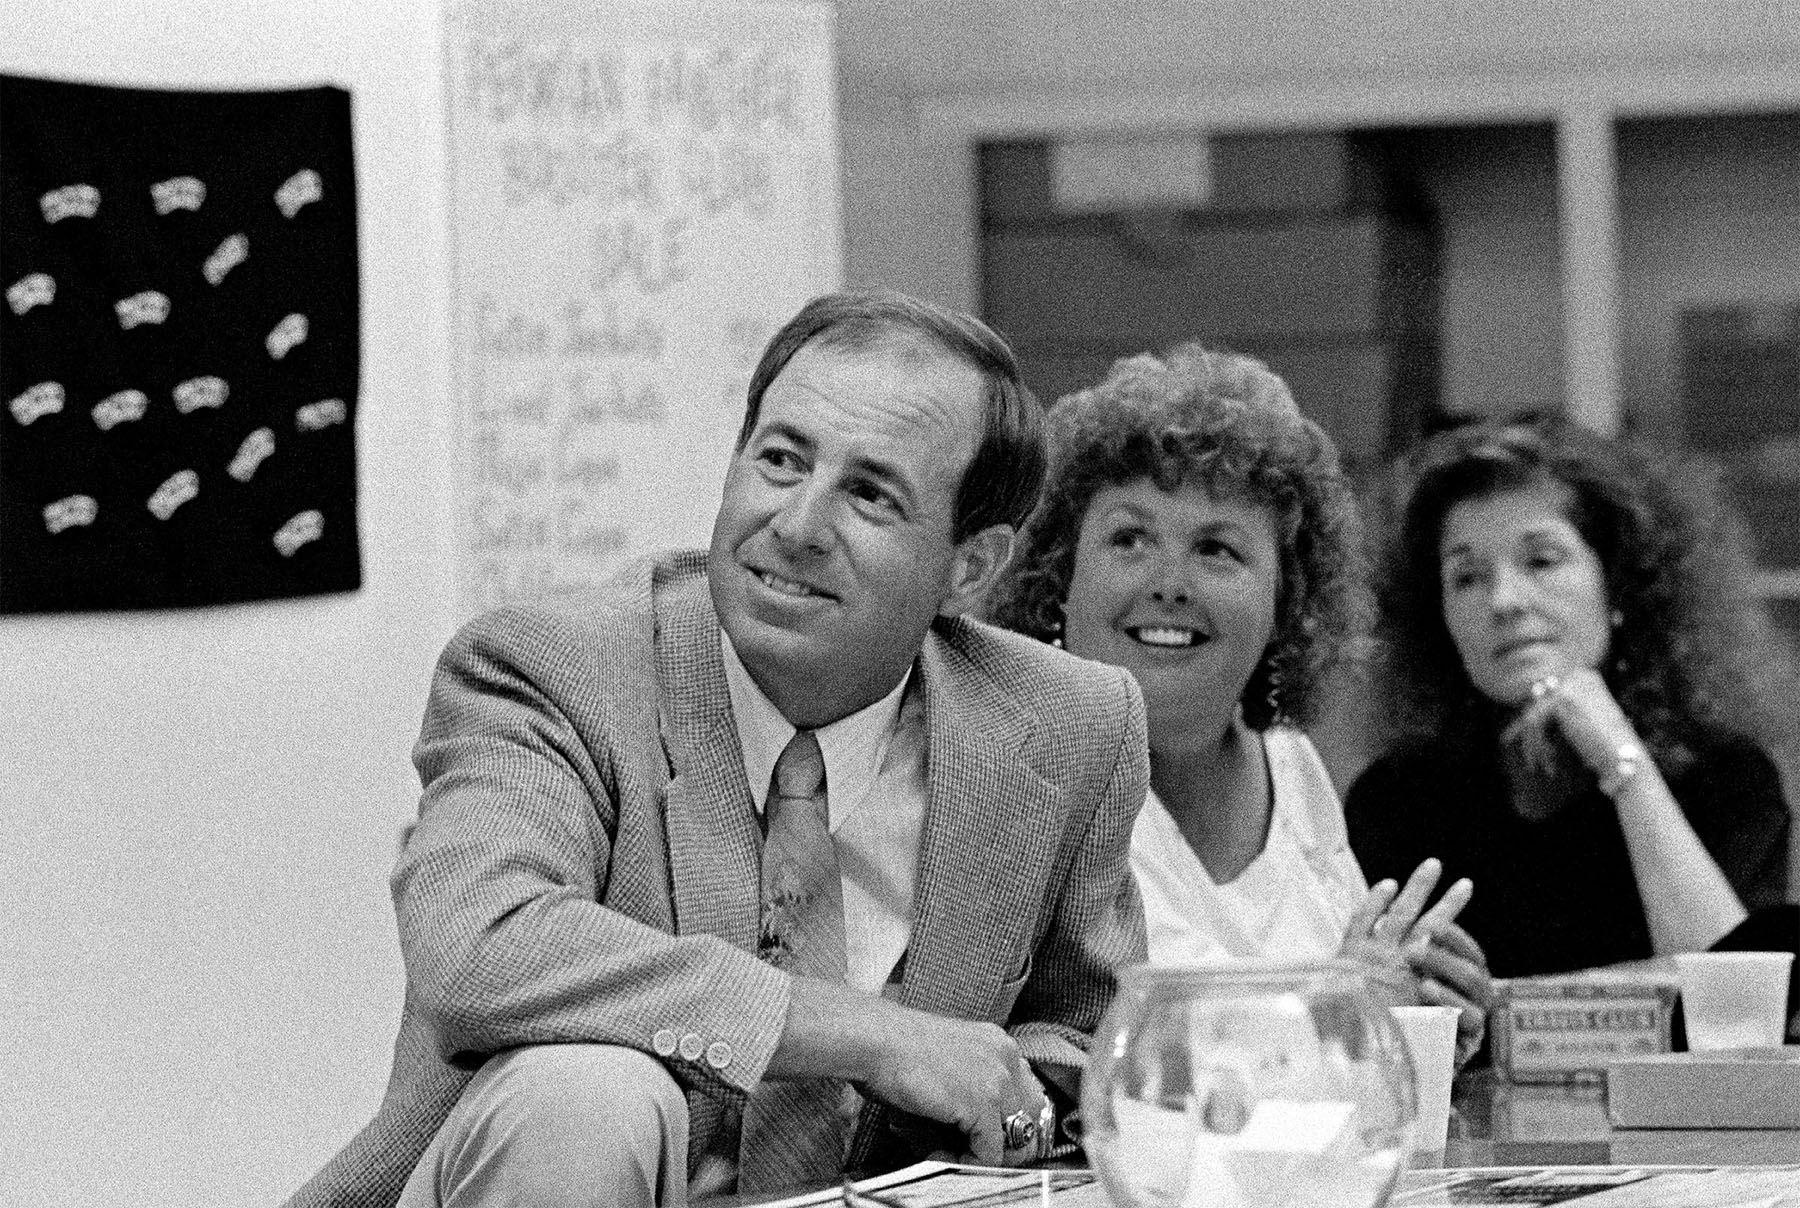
[899,627,1061,1022]
[653,572,762,951]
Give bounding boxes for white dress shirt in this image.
[720,633,926,995]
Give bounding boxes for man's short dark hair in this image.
[740,290,1045,542]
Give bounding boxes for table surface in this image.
[1439,1066,1800,1168]
[725,1067,1800,1204]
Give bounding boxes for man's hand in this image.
[770,977,1050,1166]
[862,1011,1048,1166]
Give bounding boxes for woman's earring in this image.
[1049,607,1065,650]
[1264,662,1285,725]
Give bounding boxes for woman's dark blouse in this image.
[1344,730,1791,978]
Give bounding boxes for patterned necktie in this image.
[740,729,850,1191]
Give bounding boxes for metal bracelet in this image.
[1598,740,1647,796]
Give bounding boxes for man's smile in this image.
[744,559,839,603]
[758,569,827,598]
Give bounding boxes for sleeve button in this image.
[678,1032,704,1061]
[651,1029,677,1057]
[705,1040,733,1069]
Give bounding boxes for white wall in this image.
[838,93,977,313]
[1,3,455,1204]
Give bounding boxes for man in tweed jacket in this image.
[287,291,1149,1207]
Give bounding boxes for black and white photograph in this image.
[6,4,1800,1208]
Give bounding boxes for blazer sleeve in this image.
[1008,666,1150,1080]
[391,607,789,1102]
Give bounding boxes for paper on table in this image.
[772,1160,1106,1208]
[1389,1165,1800,1208]
[1575,1168,1800,1208]
[817,1160,1800,1208]
[1103,1095,1200,1204]
[1220,1100,1402,1208]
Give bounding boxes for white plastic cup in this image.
[1391,1005,1460,1157]
[1673,950,1795,1051]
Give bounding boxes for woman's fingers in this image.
[1345,879,1400,941]
[1418,976,1489,1066]
[1501,670,1587,775]
[1499,693,1556,748]
[1506,666,1638,775]
[1374,859,1443,941]
[1407,937,1495,1012]
[1340,937,1421,1005]
[1427,921,1488,969]
[1416,975,1472,1011]
[1408,877,1474,945]
[1539,669,1644,775]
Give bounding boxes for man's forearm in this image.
[764,976,892,1083]
[764,975,1049,1167]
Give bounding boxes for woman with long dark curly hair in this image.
[1346,413,1794,978]
[988,345,1491,1052]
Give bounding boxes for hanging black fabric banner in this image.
[0,74,361,613]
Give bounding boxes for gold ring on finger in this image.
[1002,1109,1038,1152]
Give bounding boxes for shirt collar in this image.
[719,631,912,832]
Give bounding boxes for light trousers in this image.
[398,1044,692,1208]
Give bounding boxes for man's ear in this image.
[938,524,1016,618]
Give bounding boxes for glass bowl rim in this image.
[1114,956,1385,993]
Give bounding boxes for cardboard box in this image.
[1492,975,1677,1084]
[1607,1047,1800,1129]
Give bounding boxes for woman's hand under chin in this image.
[1500,665,1642,781]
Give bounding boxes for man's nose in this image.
[770,482,834,553]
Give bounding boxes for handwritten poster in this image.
[446,0,841,613]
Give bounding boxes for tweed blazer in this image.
[286,550,1148,1207]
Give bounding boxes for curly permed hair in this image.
[1375,412,1797,772]
[984,344,1366,730]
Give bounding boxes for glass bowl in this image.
[1081,960,1418,1208]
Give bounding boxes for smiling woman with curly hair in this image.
[987,347,1362,733]
[1346,413,1796,978]
[987,343,1492,1058]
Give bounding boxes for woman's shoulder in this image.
[1263,727,1368,884]
[1680,725,1774,764]
[1341,734,1507,848]
[1347,734,1469,796]
[1339,734,1491,875]
[1262,725,1329,772]
[1668,725,1784,800]
[1263,726,1338,815]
